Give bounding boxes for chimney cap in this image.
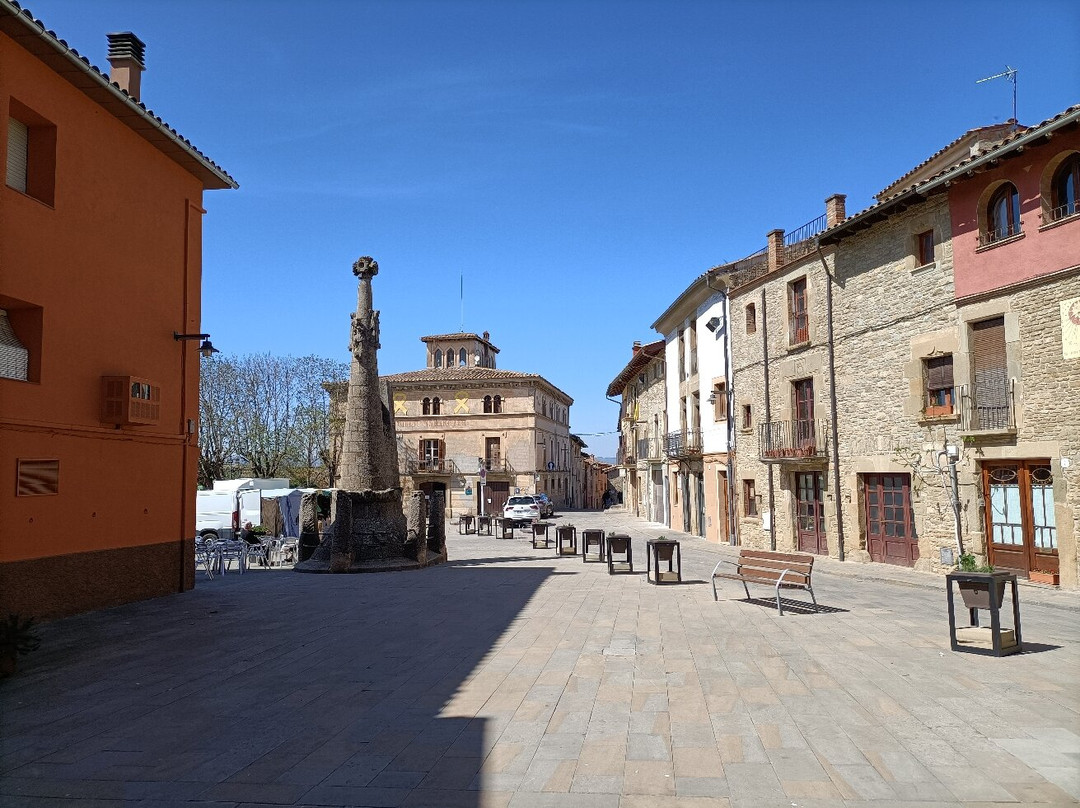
[107,31,146,68]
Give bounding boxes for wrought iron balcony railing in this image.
[406,458,458,474]
[480,458,514,474]
[758,419,830,462]
[978,221,1022,247]
[636,437,663,461]
[664,429,702,458]
[959,380,1016,432]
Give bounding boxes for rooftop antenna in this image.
[459,271,464,332]
[976,65,1018,124]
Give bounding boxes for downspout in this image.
[761,286,776,550]
[816,243,845,561]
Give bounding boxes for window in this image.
[984,183,1021,244]
[916,230,935,266]
[923,355,954,417]
[971,317,1009,429]
[793,378,816,449]
[0,308,29,381]
[746,303,756,334]
[434,349,442,368]
[422,397,431,415]
[459,348,467,367]
[493,395,502,413]
[6,101,56,205]
[431,396,441,415]
[741,404,752,431]
[17,458,59,496]
[789,278,808,345]
[483,395,492,413]
[678,329,686,380]
[420,438,443,471]
[743,479,758,517]
[689,320,698,375]
[712,382,727,421]
[1051,154,1080,221]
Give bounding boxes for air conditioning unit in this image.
[101,375,160,426]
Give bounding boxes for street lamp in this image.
[174,332,219,358]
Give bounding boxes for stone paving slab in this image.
[1,509,1078,807]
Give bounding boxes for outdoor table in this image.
[582,529,605,563]
[494,517,515,539]
[476,515,493,535]
[457,514,475,534]
[555,524,577,556]
[606,533,633,574]
[946,571,1022,656]
[531,521,552,549]
[646,538,682,584]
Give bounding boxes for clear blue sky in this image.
[27,0,1080,458]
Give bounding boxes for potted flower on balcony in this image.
[953,553,1010,609]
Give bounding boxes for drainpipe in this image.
[816,244,845,562]
[761,286,776,550]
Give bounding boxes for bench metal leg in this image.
[808,586,817,607]
[775,580,784,616]
[743,580,752,601]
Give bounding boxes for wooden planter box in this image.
[1029,569,1060,586]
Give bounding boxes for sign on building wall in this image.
[1062,297,1080,360]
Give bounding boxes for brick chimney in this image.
[107,32,146,101]
[767,229,785,273]
[825,194,847,227]
[632,340,642,353]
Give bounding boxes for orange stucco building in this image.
[1,2,236,617]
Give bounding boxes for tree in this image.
[197,353,347,488]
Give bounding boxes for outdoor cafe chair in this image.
[194,537,216,580]
[218,539,246,574]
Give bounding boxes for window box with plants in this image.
[945,554,1023,656]
[950,554,1010,609]
[1029,569,1060,586]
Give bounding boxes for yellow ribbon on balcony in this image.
[454,391,470,413]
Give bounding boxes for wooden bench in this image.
[711,549,816,615]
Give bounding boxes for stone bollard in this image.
[427,490,447,561]
[328,490,354,572]
[405,491,428,563]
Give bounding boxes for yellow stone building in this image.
[382,332,574,517]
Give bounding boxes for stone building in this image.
[605,340,666,523]
[378,332,573,516]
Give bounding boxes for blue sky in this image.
[27,0,1080,457]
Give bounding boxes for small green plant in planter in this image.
[958,553,993,573]
[0,614,42,678]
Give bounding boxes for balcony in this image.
[665,429,702,459]
[959,380,1015,434]
[758,419,830,462]
[481,458,514,474]
[406,458,458,475]
[636,437,663,461]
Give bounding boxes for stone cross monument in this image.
[296,256,444,572]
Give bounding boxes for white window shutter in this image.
[7,117,28,193]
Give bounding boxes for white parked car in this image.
[503,495,541,526]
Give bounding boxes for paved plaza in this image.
[2,509,1078,808]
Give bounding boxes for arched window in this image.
[483,395,492,413]
[493,395,502,413]
[1052,155,1080,221]
[459,348,467,367]
[985,183,1021,244]
[432,396,441,415]
[434,349,442,368]
[422,397,431,415]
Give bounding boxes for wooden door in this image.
[864,474,919,566]
[485,481,510,516]
[795,472,827,554]
[983,461,1057,577]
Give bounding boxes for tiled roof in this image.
[382,367,573,402]
[0,0,237,190]
[875,122,1020,201]
[820,103,1080,245]
[605,340,665,397]
[420,332,500,352]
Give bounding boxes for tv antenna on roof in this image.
[977,65,1018,124]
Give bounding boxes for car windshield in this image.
[506,496,536,506]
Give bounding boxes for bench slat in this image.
[739,549,815,565]
[738,557,813,575]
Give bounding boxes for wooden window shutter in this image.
[971,317,1008,427]
[926,356,953,390]
[6,118,28,193]
[439,439,446,460]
